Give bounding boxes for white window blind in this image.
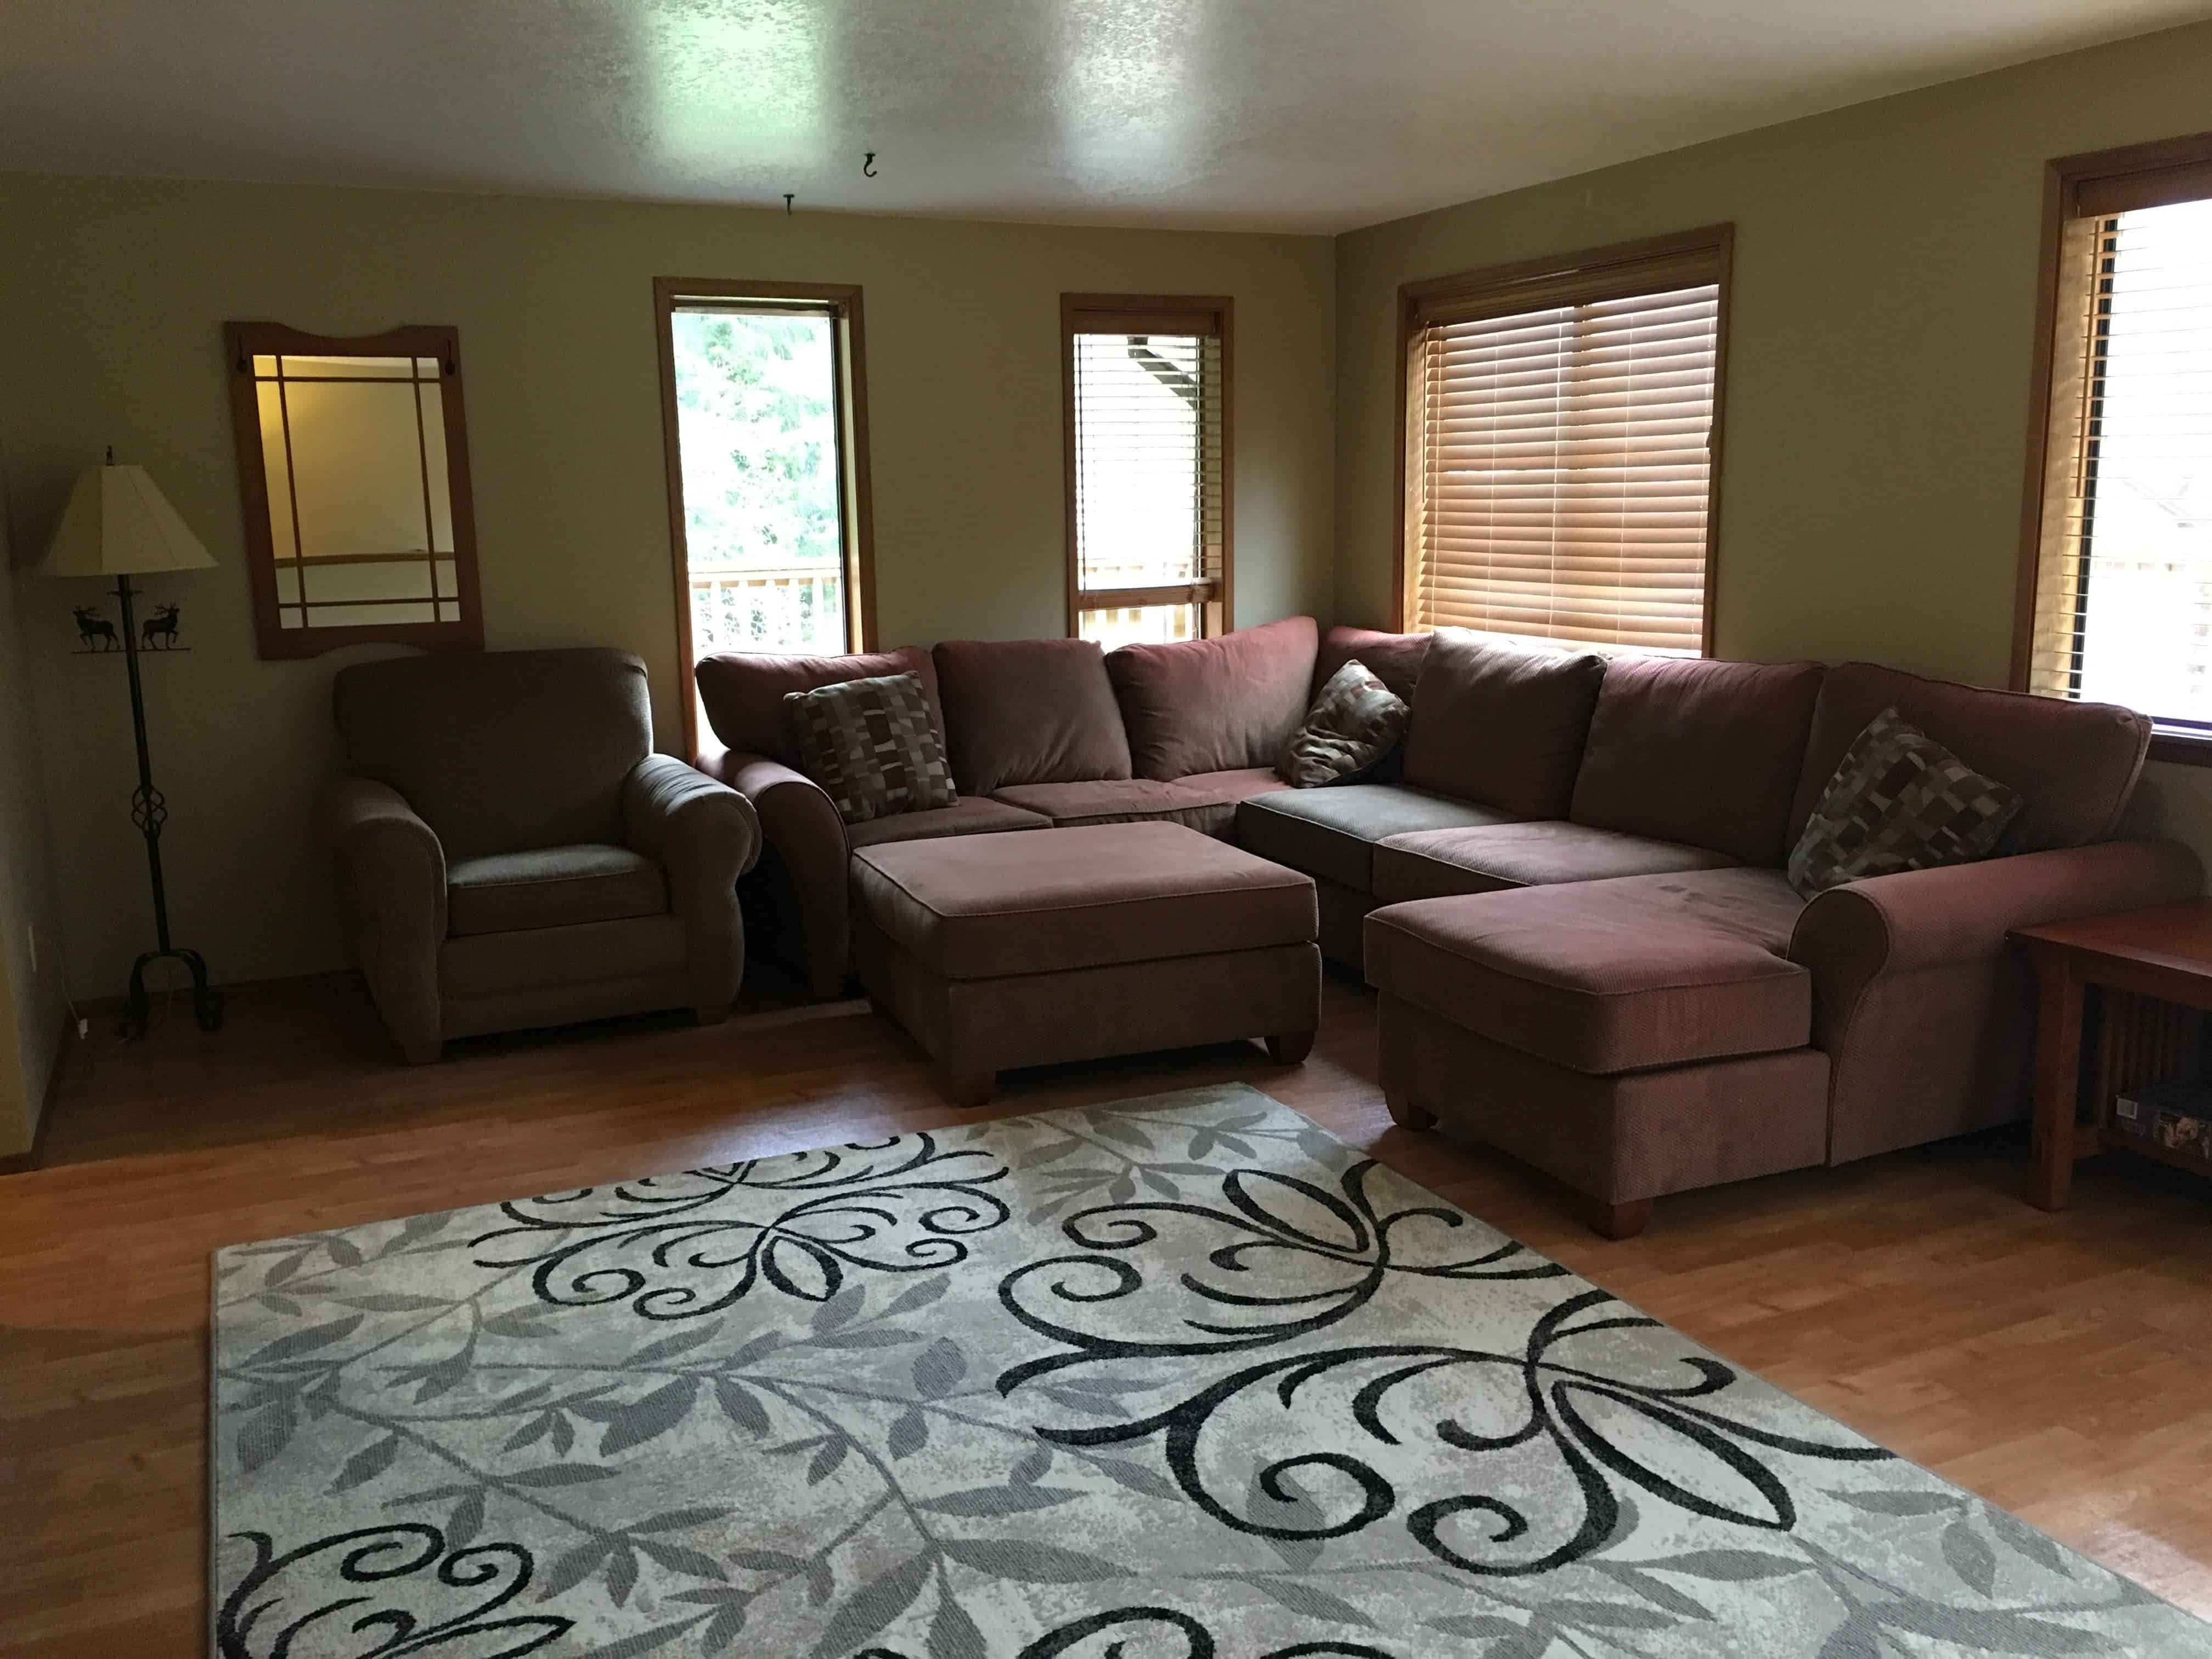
[2027,192,2212,730]
[1066,300,1229,647]
[1404,238,1726,656]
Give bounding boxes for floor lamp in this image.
[40,460,225,1037]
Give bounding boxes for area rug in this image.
[211,1084,2211,1657]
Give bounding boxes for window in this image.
[654,278,874,747]
[2018,133,2212,761]
[1062,294,1232,647]
[1397,227,1731,656]
[224,323,481,659]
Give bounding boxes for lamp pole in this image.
[115,569,223,1037]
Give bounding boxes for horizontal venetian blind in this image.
[1070,319,1225,601]
[1406,241,1724,656]
[2028,193,2212,727]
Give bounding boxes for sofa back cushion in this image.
[1788,662,2151,854]
[1400,630,1607,819]
[1571,656,1826,866]
[1106,616,1319,780]
[1313,625,1431,704]
[333,647,650,860]
[932,637,1133,795]
[696,646,940,770]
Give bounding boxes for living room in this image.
[6,5,2212,1654]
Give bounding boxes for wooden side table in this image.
[2014,899,2212,1210]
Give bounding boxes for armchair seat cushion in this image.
[447,844,668,936]
[1235,785,1514,893]
[1364,868,1810,1074]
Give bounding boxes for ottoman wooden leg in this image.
[1265,1029,1315,1064]
[1384,1090,1437,1131]
[946,1068,996,1108]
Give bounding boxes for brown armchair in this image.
[315,648,760,1062]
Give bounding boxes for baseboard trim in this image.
[0,1007,79,1176]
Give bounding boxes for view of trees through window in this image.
[669,307,847,654]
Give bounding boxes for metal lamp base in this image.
[123,946,225,1039]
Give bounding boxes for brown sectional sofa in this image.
[694,617,1319,997]
[694,614,2201,1234]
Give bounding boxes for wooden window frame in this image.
[2012,131,2212,767]
[1060,292,1235,640]
[224,321,484,660]
[652,277,877,756]
[1391,225,1734,654]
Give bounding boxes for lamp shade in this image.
[39,465,216,578]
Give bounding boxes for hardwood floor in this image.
[4,964,2212,1652]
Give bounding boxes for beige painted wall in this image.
[1335,20,2212,868]
[0,176,1335,995]
[0,463,70,1159]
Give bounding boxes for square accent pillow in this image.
[1280,659,1412,787]
[785,672,957,825]
[1787,707,2024,896]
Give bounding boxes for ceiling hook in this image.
[784,193,794,216]
[862,151,877,178]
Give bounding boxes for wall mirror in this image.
[224,322,482,658]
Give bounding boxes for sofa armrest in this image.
[699,748,853,1000]
[313,777,447,1056]
[1790,839,2204,983]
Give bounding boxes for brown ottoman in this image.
[851,822,1320,1104]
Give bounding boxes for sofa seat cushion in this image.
[1373,822,1739,903]
[1364,868,1810,1074]
[1235,785,1514,893]
[447,844,667,937]
[993,769,1288,837]
[844,797,1052,850]
[850,822,1316,980]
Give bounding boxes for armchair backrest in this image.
[332,647,652,859]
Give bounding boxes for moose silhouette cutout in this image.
[142,604,180,650]
[71,606,117,651]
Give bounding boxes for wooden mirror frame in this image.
[224,321,484,659]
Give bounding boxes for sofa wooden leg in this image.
[1265,1029,1316,1064]
[694,1002,731,1028]
[1384,1090,1437,1131]
[946,1069,996,1108]
[1566,1192,1652,1241]
[400,1041,442,1065]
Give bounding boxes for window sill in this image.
[2148,727,2212,768]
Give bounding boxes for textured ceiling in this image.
[3,1,2208,233]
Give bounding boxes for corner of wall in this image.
[0,442,74,1160]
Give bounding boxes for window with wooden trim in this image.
[653,278,875,752]
[1397,227,1731,656]
[1062,295,1232,648]
[2018,133,2212,762]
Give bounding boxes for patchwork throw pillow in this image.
[1280,659,1412,787]
[1787,707,2024,896]
[785,672,957,825]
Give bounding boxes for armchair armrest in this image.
[696,747,853,1000]
[313,777,446,1058]
[623,754,763,1022]
[1790,839,2203,983]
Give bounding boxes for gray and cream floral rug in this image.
[211,1085,2211,1657]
